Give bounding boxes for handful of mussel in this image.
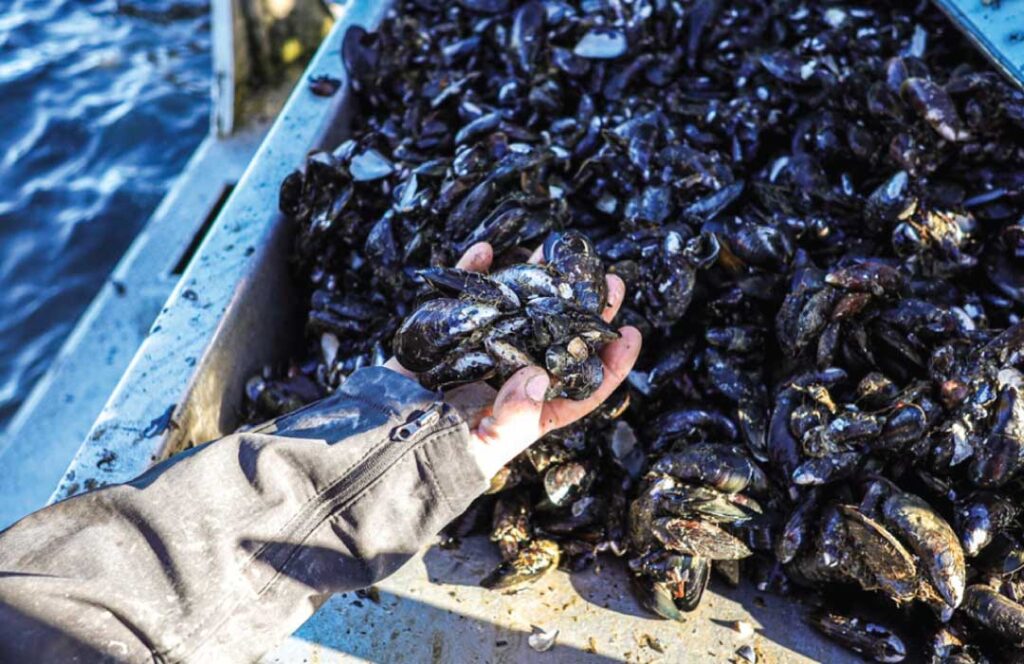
[393,231,617,400]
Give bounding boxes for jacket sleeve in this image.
[0,367,488,663]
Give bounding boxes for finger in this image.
[383,356,416,380]
[540,326,642,435]
[478,365,549,442]
[472,365,549,476]
[601,274,625,324]
[528,243,545,264]
[455,242,493,273]
[445,382,497,429]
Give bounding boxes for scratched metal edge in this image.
[932,0,1024,90]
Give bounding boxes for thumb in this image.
[470,365,549,477]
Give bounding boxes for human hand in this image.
[384,241,642,479]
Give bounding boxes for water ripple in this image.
[0,0,210,427]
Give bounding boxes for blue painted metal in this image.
[933,0,1024,88]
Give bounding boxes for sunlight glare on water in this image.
[0,0,211,429]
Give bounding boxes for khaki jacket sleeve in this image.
[0,367,488,663]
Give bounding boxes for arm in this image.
[0,368,487,663]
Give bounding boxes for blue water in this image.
[0,0,210,428]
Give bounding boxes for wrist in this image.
[466,428,505,481]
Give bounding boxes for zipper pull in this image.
[391,401,447,442]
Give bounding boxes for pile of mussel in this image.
[249,0,1024,660]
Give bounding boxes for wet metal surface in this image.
[933,0,1024,89]
[266,536,856,663]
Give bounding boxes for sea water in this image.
[0,0,210,428]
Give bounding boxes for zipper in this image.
[319,400,448,513]
[183,399,453,656]
[391,402,445,441]
[257,400,450,588]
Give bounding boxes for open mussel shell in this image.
[650,517,751,560]
[628,552,711,621]
[838,506,918,603]
[480,539,560,590]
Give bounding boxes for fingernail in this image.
[477,416,498,443]
[526,372,550,402]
